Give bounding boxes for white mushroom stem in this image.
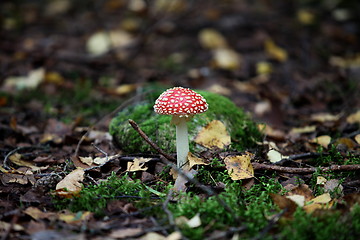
[172,115,189,168]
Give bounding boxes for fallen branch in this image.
[252,162,360,173]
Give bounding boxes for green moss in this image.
[109,89,261,153]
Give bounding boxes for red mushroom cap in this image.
[154,87,208,116]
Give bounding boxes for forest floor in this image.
[1,1,360,239]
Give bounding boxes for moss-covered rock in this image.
[109,89,261,153]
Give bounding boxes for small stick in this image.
[252,162,360,173]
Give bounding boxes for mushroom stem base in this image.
[175,117,189,169]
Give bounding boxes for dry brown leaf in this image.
[223,154,254,180]
[310,135,331,149]
[270,193,297,218]
[23,207,57,220]
[126,157,151,172]
[0,221,24,232]
[188,152,208,169]
[194,120,231,150]
[335,137,357,150]
[55,168,84,197]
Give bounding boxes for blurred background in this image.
[1,0,359,128]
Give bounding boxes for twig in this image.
[252,162,360,174]
[3,146,46,170]
[128,119,240,222]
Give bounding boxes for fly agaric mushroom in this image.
[154,87,208,168]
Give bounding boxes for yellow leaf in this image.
[115,84,138,95]
[310,135,331,149]
[194,120,231,150]
[198,28,228,49]
[23,207,56,220]
[55,168,84,197]
[265,39,288,62]
[213,48,242,70]
[127,157,151,172]
[304,193,333,213]
[297,9,315,25]
[223,154,254,180]
[316,176,327,185]
[355,134,360,144]
[188,152,208,169]
[310,112,341,122]
[58,211,92,224]
[346,110,360,124]
[256,61,273,75]
[290,125,316,134]
[9,153,47,171]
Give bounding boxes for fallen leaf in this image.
[109,227,143,238]
[267,149,288,163]
[126,157,151,172]
[194,120,231,150]
[310,135,331,149]
[186,213,202,228]
[212,48,242,70]
[55,168,84,197]
[310,113,340,122]
[23,207,57,220]
[256,61,273,75]
[175,213,201,228]
[324,179,343,194]
[265,39,288,62]
[115,84,138,95]
[297,8,315,25]
[0,221,24,232]
[198,28,228,49]
[223,154,254,180]
[86,30,134,56]
[286,194,305,207]
[346,110,360,124]
[188,152,208,169]
[355,134,360,144]
[316,176,327,185]
[79,156,93,166]
[58,211,92,224]
[4,68,45,90]
[9,153,47,171]
[290,125,316,134]
[270,193,297,218]
[335,137,357,150]
[303,193,332,213]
